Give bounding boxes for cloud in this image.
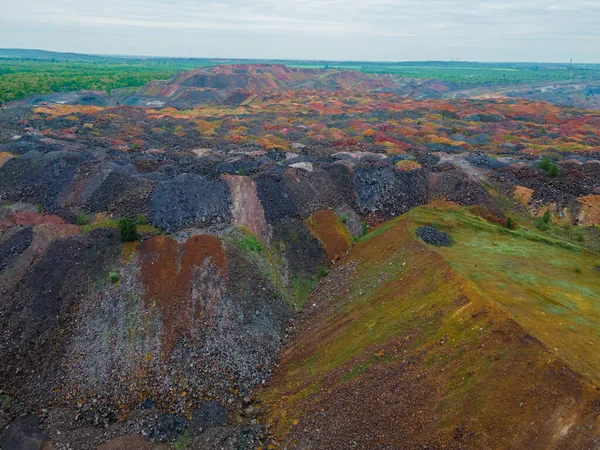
[1,0,598,61]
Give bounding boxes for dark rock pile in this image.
[416,226,453,247]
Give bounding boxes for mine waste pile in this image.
[0,64,600,449]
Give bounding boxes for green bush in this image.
[118,218,137,242]
[594,260,600,269]
[538,157,552,171]
[547,164,560,178]
[108,272,120,283]
[538,157,560,178]
[321,268,329,277]
[535,218,550,231]
[506,217,516,230]
[534,211,553,231]
[542,211,552,223]
[360,221,369,237]
[37,203,44,214]
[136,214,149,225]
[574,266,581,274]
[575,230,585,242]
[76,211,89,226]
[340,214,348,224]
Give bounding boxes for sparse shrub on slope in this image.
[506,217,516,230]
[136,214,149,225]
[538,157,560,178]
[535,211,552,231]
[118,218,137,242]
[75,211,89,226]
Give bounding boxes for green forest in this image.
[1,50,600,103]
[0,59,208,102]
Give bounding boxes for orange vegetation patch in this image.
[32,105,104,118]
[139,235,227,353]
[395,160,422,172]
[577,195,600,226]
[305,210,352,261]
[513,185,534,206]
[121,241,139,264]
[0,152,14,169]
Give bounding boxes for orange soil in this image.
[138,235,227,353]
[305,210,352,261]
[0,152,14,168]
[514,185,535,206]
[577,195,600,226]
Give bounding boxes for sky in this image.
[1,0,599,62]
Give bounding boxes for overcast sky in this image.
[1,0,599,62]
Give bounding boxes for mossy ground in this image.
[259,201,600,449]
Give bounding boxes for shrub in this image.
[340,214,348,224]
[538,157,560,178]
[321,268,329,277]
[575,230,585,242]
[542,211,552,223]
[547,164,560,178]
[108,272,120,283]
[136,214,149,225]
[506,217,516,230]
[535,218,550,231]
[594,260,600,269]
[76,211,89,226]
[360,221,369,238]
[37,203,44,214]
[574,266,581,274]
[118,218,137,242]
[535,211,552,231]
[538,157,552,171]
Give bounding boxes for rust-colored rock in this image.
[139,235,227,352]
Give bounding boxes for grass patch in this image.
[292,275,318,308]
[237,232,264,253]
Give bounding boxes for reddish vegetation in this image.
[139,235,227,352]
[305,210,352,261]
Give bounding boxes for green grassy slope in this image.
[259,202,600,449]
